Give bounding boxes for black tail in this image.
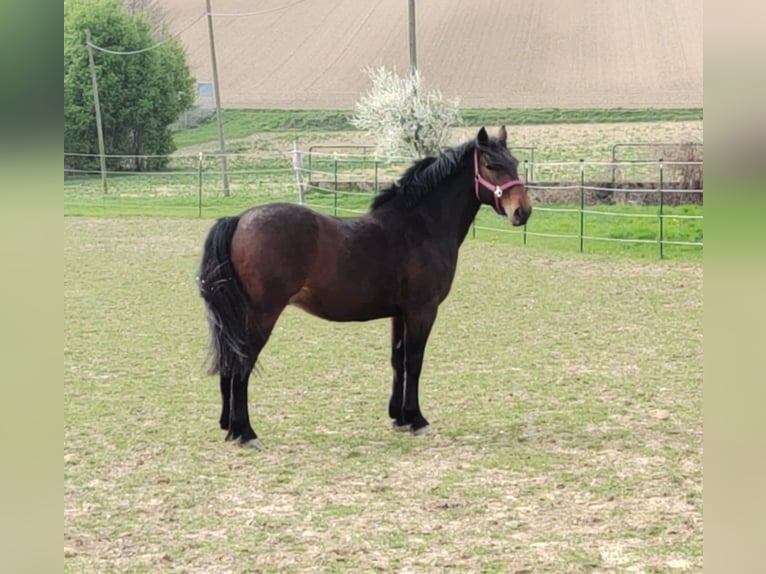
[197,216,254,378]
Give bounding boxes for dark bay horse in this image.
[197,127,531,447]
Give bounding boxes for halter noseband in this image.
[474,148,524,216]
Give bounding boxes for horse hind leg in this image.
[223,307,283,449]
[225,370,260,449]
[219,374,230,430]
[218,352,258,447]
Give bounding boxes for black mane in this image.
[370,138,518,211]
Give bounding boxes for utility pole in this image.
[205,0,230,196]
[85,29,108,194]
[408,0,418,73]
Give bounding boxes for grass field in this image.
[172,108,703,149]
[64,217,703,573]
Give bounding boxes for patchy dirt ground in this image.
[163,0,702,109]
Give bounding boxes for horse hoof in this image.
[241,438,263,450]
[239,438,263,450]
[411,424,431,436]
[391,420,411,432]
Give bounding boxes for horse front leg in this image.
[401,306,438,435]
[388,315,408,430]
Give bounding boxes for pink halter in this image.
[474,148,524,216]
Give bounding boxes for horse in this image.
[197,126,531,447]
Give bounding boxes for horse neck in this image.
[418,167,480,247]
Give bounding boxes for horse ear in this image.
[498,125,508,145]
[477,127,489,145]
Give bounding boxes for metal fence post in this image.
[659,159,665,259]
[307,145,314,186]
[292,139,305,204]
[198,152,203,217]
[580,159,585,253]
[373,153,379,194]
[472,152,477,239]
[523,159,529,246]
[333,153,338,216]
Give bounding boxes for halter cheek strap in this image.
[474,149,524,216]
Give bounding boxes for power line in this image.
[86,12,206,55]
[86,0,306,56]
[84,0,312,55]
[208,0,310,17]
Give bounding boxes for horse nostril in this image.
[512,206,531,226]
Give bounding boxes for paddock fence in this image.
[64,141,703,258]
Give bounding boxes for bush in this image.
[350,66,462,159]
[64,0,194,171]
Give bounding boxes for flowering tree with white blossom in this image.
[351,66,462,159]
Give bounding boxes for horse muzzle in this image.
[510,205,532,226]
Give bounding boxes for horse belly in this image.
[289,282,397,322]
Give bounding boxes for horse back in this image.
[229,203,457,321]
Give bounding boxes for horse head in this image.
[474,126,532,226]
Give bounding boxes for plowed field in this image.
[165,0,702,109]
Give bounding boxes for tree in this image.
[350,66,461,159]
[64,0,194,171]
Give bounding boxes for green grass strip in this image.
[173,108,703,148]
